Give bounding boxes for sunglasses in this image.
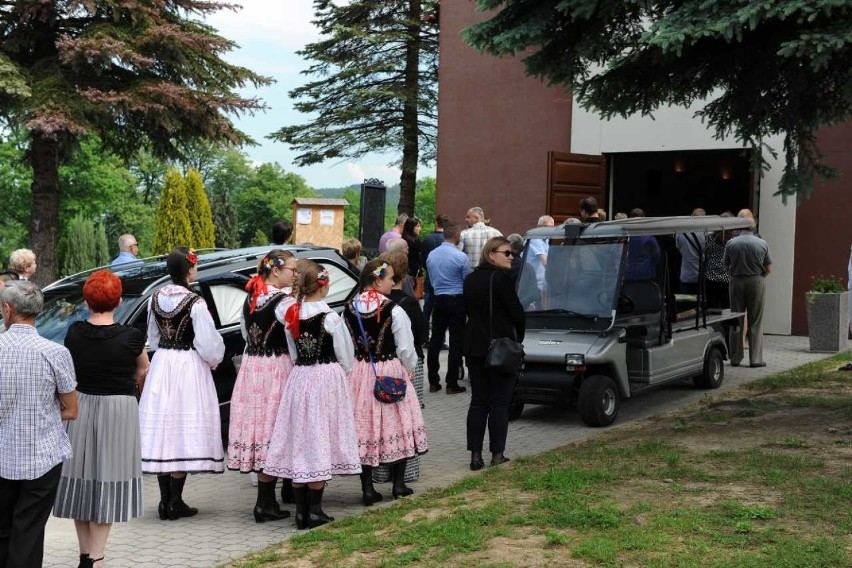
[494,250,515,258]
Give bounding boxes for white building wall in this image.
[571,101,794,334]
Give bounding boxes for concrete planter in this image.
[805,292,850,353]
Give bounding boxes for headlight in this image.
[565,353,586,372]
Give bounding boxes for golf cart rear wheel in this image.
[694,347,724,389]
[578,375,620,427]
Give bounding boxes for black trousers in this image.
[0,463,62,568]
[427,295,465,387]
[466,356,516,453]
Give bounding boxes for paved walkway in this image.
[43,335,845,567]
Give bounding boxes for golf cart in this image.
[514,215,752,427]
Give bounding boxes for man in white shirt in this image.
[459,207,501,267]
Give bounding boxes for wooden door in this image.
[547,151,606,223]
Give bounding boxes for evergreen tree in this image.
[60,215,98,276]
[94,222,110,267]
[210,191,240,249]
[465,0,852,201]
[184,168,216,249]
[249,228,268,247]
[270,0,439,215]
[0,1,271,284]
[153,170,193,255]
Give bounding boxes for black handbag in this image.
[352,300,407,404]
[484,272,524,374]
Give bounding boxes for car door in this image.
[194,272,251,414]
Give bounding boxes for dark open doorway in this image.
[608,149,753,217]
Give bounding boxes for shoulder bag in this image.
[352,301,407,403]
[484,272,525,374]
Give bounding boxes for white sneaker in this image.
[249,471,258,487]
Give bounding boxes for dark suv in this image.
[29,246,360,428]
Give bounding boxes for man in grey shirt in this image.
[724,219,772,367]
[676,208,706,294]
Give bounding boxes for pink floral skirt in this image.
[349,359,428,467]
[227,354,293,473]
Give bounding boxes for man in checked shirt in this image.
[0,281,78,568]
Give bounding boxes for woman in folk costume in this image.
[227,249,298,523]
[264,260,361,530]
[138,248,225,520]
[344,258,428,506]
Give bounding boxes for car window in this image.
[316,261,357,306]
[35,292,140,344]
[208,284,246,327]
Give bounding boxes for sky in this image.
[205,0,436,190]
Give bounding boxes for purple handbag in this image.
[352,301,407,404]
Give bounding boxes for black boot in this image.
[308,486,334,528]
[156,475,170,521]
[254,480,290,523]
[280,478,295,504]
[470,451,485,471]
[293,485,309,530]
[359,466,384,506]
[391,460,414,499]
[167,476,199,520]
[78,554,93,568]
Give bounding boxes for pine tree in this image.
[210,191,240,249]
[94,222,110,267]
[153,170,193,255]
[270,0,439,215]
[465,0,852,201]
[0,1,271,284]
[184,168,216,249]
[61,215,98,276]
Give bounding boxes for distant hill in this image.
[315,183,401,210]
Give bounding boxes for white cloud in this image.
[207,1,320,49]
[346,162,366,182]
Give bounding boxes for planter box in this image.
[806,292,850,353]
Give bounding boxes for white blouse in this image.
[239,285,295,341]
[284,300,355,374]
[147,285,225,368]
[352,292,417,373]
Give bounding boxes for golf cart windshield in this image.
[519,240,625,321]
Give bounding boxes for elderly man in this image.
[526,215,554,293]
[379,214,409,253]
[459,207,501,267]
[725,215,771,368]
[0,281,78,568]
[110,234,143,269]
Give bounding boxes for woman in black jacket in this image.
[463,237,525,470]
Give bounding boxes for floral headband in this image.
[371,262,388,280]
[186,249,198,266]
[262,255,288,272]
[316,268,330,287]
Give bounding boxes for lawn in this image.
[226,355,852,567]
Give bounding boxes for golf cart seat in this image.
[621,280,662,315]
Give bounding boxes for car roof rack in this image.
[524,215,754,240]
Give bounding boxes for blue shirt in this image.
[426,242,470,296]
[526,238,549,290]
[625,236,661,281]
[110,251,143,269]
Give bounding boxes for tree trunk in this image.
[28,132,61,286]
[397,0,422,216]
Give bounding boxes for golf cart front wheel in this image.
[578,375,620,427]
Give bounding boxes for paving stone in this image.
[41,336,842,567]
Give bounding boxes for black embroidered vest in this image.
[243,293,289,357]
[153,290,200,350]
[343,300,398,362]
[294,312,338,366]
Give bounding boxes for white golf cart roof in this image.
[524,215,754,240]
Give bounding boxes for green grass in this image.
[227,355,852,568]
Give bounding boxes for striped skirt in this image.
[53,393,143,523]
[373,358,424,483]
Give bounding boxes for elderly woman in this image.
[138,248,225,521]
[9,248,37,281]
[463,237,525,470]
[52,271,148,568]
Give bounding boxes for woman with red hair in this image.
[52,270,149,568]
[227,249,298,522]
